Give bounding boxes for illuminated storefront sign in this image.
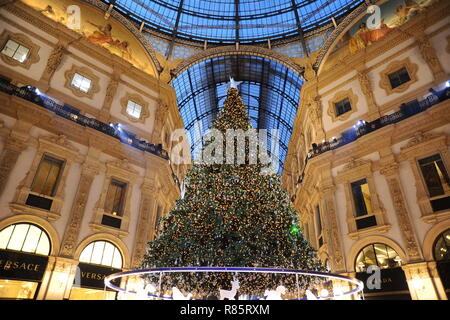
[0,249,48,281]
[356,267,411,299]
[75,263,121,289]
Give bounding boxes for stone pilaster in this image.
[321,184,346,272]
[415,33,445,82]
[60,152,100,257]
[38,256,79,300]
[380,162,422,262]
[40,42,66,87]
[402,262,447,300]
[356,68,380,120]
[0,132,29,196]
[309,95,325,142]
[130,181,157,268]
[427,261,448,300]
[98,70,120,122]
[152,99,169,146]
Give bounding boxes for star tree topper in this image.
[227,77,242,90]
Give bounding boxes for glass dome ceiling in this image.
[172,55,303,172]
[110,0,364,44]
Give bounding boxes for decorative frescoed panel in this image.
[20,0,157,76]
[342,0,440,54]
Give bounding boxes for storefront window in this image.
[355,243,401,272]
[70,241,123,300]
[68,287,117,300]
[0,223,50,255]
[79,241,122,269]
[0,223,51,299]
[434,229,450,261]
[0,280,38,299]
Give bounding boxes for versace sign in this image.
[0,249,48,281]
[74,263,121,289]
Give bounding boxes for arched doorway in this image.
[69,240,123,300]
[434,229,450,299]
[354,243,411,300]
[0,223,51,299]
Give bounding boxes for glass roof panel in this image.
[172,55,303,173]
[111,0,364,44]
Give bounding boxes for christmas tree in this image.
[142,81,325,298]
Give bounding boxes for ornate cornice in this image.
[106,158,139,176]
[40,134,80,154]
[400,131,441,151]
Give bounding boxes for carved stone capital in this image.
[4,135,28,152]
[380,163,400,177]
[320,184,336,196]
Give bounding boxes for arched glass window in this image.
[0,223,50,256]
[79,241,122,269]
[355,243,402,272]
[434,229,450,261]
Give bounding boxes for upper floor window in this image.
[351,178,377,230]
[418,154,450,198]
[126,100,142,119]
[79,240,122,269]
[351,178,373,216]
[334,98,352,117]
[120,93,149,123]
[1,39,29,63]
[0,223,50,256]
[434,229,450,262]
[388,67,410,89]
[31,155,64,197]
[71,73,92,93]
[104,179,127,217]
[355,243,401,272]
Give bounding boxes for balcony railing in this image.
[297,85,450,185]
[0,78,169,160]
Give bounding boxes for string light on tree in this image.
[141,78,325,297]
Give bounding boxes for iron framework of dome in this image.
[171,55,303,172]
[101,0,367,173]
[107,0,363,45]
